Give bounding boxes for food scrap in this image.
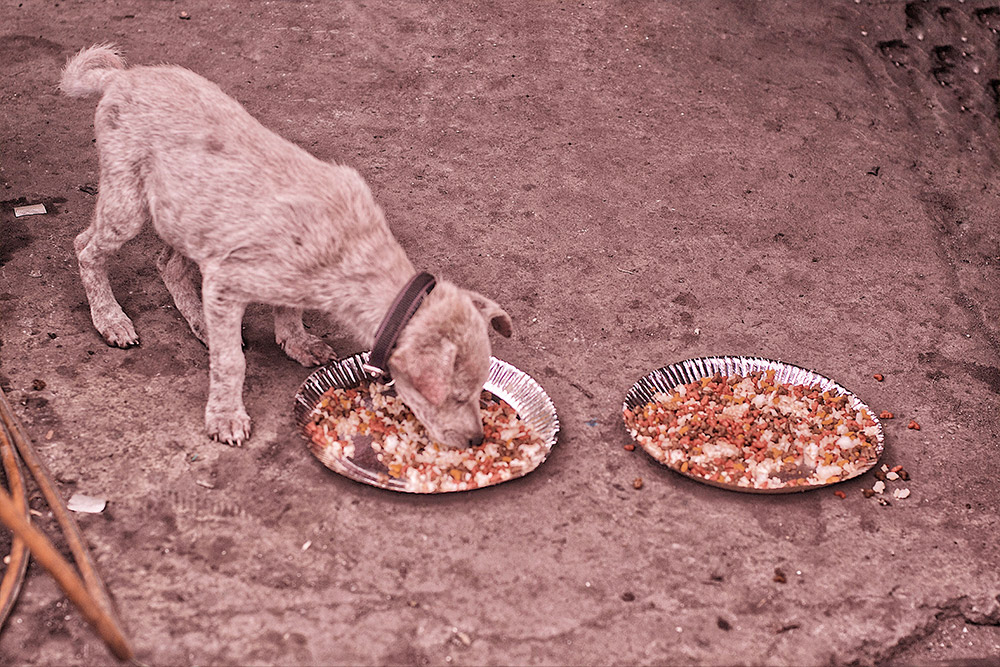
[623,370,881,490]
[306,383,546,493]
[867,463,913,503]
[907,420,921,430]
[873,374,884,382]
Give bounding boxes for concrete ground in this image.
[1,0,999,664]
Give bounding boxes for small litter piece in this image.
[67,493,107,514]
[13,203,46,217]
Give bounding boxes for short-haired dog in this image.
[60,45,512,447]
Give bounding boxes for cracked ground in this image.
[1,0,999,665]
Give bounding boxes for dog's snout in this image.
[468,433,485,448]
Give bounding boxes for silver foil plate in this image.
[295,352,560,493]
[623,356,884,494]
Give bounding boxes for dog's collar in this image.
[363,272,437,381]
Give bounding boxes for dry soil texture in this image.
[1,1,999,665]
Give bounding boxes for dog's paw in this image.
[188,319,209,346]
[97,316,140,348]
[206,409,252,446]
[279,333,337,367]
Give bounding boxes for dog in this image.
[60,45,512,447]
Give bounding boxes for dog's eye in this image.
[451,389,478,405]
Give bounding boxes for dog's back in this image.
[61,46,405,308]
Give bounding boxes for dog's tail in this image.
[59,44,126,98]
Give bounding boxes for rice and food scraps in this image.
[623,370,881,490]
[305,381,547,492]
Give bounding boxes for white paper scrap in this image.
[13,204,47,217]
[67,493,107,514]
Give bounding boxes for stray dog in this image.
[60,45,512,447]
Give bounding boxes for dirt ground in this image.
[2,0,999,664]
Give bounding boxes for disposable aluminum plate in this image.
[295,352,559,493]
[623,356,884,494]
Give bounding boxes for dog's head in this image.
[388,281,512,448]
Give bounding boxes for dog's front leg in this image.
[202,275,252,445]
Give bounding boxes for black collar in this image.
[363,272,436,381]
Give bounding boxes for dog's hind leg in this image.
[74,165,148,348]
[156,246,208,344]
[274,306,336,366]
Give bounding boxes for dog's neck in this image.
[337,260,420,349]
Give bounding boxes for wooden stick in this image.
[0,421,30,627]
[0,389,113,612]
[0,389,134,661]
[0,485,133,660]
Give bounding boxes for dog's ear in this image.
[392,338,457,406]
[466,291,513,338]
